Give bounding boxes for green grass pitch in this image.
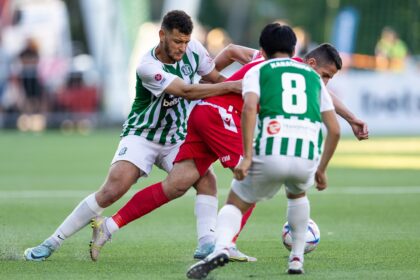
[1,130,419,279]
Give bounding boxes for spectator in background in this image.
[14,38,47,132]
[18,38,44,114]
[0,35,10,111]
[375,27,408,72]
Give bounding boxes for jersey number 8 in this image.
[281,73,307,114]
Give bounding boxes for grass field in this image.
[1,130,420,279]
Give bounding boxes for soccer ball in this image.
[281,219,320,254]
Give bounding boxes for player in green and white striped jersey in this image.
[24,10,241,262]
[187,23,340,279]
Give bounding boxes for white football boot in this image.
[89,216,111,261]
[287,256,304,274]
[227,245,257,262]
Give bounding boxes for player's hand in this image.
[234,158,252,180]
[349,118,369,140]
[226,80,242,94]
[315,169,327,191]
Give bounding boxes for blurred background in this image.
[0,0,419,135]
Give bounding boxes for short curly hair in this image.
[161,10,193,35]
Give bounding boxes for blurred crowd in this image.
[375,26,408,72]
[0,0,99,132]
[0,0,414,132]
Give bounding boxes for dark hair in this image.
[259,23,296,58]
[161,10,193,35]
[304,43,342,70]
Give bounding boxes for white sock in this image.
[287,196,310,261]
[214,204,242,252]
[105,217,120,235]
[46,193,104,248]
[195,194,218,247]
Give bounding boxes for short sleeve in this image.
[320,82,334,112]
[137,63,178,97]
[189,39,215,77]
[242,66,261,99]
[251,50,262,61]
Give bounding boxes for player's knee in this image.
[97,174,133,206]
[162,180,189,200]
[96,185,124,207]
[194,169,217,195]
[173,186,188,198]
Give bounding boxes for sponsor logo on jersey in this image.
[154,73,162,81]
[181,64,193,76]
[118,147,128,156]
[162,95,180,107]
[267,120,281,135]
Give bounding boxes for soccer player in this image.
[245,48,368,141]
[88,42,354,263]
[186,22,340,279]
[23,10,242,261]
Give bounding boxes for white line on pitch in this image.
[1,186,420,199]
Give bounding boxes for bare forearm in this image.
[241,103,257,159]
[165,78,240,101]
[215,54,236,72]
[318,130,340,172]
[214,44,256,71]
[330,92,356,123]
[183,81,239,100]
[318,110,340,172]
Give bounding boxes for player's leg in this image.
[172,106,221,260]
[191,104,256,261]
[187,189,253,279]
[228,202,257,262]
[191,168,218,259]
[285,191,308,274]
[231,203,256,244]
[200,109,257,262]
[24,161,141,261]
[24,160,141,262]
[284,158,317,274]
[89,159,201,261]
[24,135,146,261]
[188,154,288,278]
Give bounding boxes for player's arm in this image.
[315,110,340,191]
[138,62,240,101]
[201,68,227,83]
[165,77,241,101]
[329,90,369,140]
[234,92,258,181]
[214,44,258,72]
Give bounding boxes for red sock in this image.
[112,182,169,228]
[231,203,256,244]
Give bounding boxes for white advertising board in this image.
[329,71,420,135]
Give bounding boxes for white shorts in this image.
[111,135,183,176]
[231,155,318,203]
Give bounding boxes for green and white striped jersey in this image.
[242,58,334,160]
[121,39,215,145]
